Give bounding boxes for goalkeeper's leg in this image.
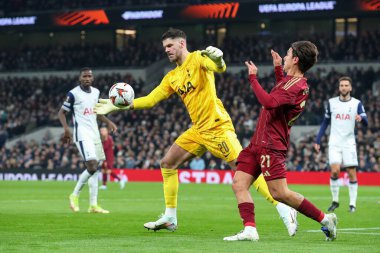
[144,143,195,231]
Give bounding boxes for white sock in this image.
[73,169,92,196]
[348,181,358,207]
[244,226,257,233]
[330,177,340,203]
[165,207,177,218]
[275,202,290,218]
[320,214,329,226]
[88,171,99,206]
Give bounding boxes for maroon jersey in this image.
[102,135,115,168]
[249,66,309,150]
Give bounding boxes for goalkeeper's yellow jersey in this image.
[133,51,233,131]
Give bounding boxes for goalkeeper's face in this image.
[163,38,185,63]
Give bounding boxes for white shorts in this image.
[75,139,105,162]
[328,145,358,167]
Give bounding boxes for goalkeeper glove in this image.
[201,46,225,68]
[94,99,132,115]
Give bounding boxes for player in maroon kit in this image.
[224,41,337,242]
[100,127,126,190]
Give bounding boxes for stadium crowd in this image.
[1,31,379,72]
[0,67,379,171]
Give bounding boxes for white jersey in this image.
[61,86,100,142]
[325,96,366,146]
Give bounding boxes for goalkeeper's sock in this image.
[73,169,93,196]
[161,168,178,215]
[252,174,279,206]
[165,207,177,218]
[88,171,99,206]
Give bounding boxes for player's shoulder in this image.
[91,86,100,94]
[329,96,340,103]
[282,77,308,93]
[69,86,80,95]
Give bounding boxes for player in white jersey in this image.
[314,76,368,213]
[58,67,117,214]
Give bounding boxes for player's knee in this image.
[331,170,339,178]
[231,179,246,194]
[86,160,98,174]
[269,188,286,202]
[160,158,177,169]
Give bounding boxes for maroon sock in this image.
[238,202,256,227]
[297,198,325,222]
[102,173,107,186]
[111,172,120,181]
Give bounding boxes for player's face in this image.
[283,48,297,72]
[162,38,184,63]
[100,127,108,138]
[79,70,94,87]
[339,80,352,97]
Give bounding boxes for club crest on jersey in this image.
[177,81,195,96]
[83,107,95,115]
[335,113,350,120]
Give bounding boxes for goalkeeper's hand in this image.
[201,46,225,68]
[94,99,132,115]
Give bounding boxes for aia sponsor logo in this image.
[83,107,95,115]
[177,82,195,96]
[181,2,240,19]
[335,113,351,120]
[54,10,109,26]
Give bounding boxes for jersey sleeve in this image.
[315,101,331,144]
[133,74,174,110]
[197,51,226,73]
[61,92,74,112]
[357,101,368,126]
[274,66,285,83]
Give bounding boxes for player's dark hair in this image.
[338,76,352,85]
[291,41,318,73]
[79,67,92,75]
[161,28,187,41]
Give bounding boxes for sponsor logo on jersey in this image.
[83,107,95,115]
[177,81,195,96]
[335,113,351,120]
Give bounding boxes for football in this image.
[109,82,135,107]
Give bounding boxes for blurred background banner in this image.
[1,169,379,185]
[1,0,378,30]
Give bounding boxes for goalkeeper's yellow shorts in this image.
[175,124,242,163]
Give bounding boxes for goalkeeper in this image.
[95,28,298,236]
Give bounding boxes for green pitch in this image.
[0,181,379,253]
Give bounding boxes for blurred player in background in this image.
[314,76,368,213]
[224,42,338,242]
[58,67,117,214]
[99,127,126,190]
[95,28,297,235]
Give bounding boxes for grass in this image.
[0,181,379,253]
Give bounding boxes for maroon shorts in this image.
[236,143,287,181]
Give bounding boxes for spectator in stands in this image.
[189,157,206,170]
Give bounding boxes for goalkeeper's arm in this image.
[94,86,168,115]
[201,46,226,72]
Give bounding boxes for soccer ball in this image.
[109,82,135,107]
